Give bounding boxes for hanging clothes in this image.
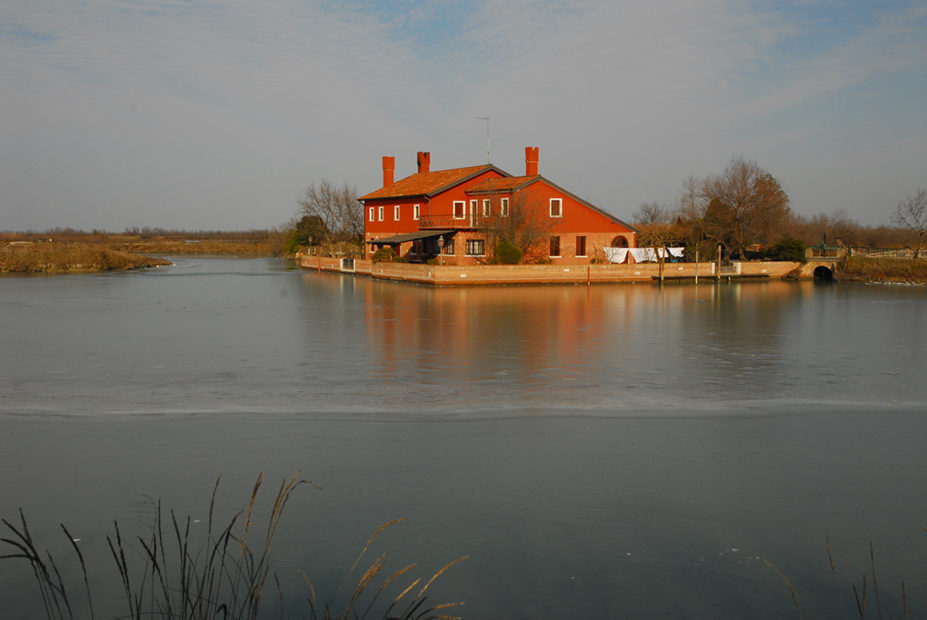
[603,247,629,264]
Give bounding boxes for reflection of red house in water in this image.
[359,147,636,265]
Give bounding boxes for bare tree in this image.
[632,202,670,227]
[481,192,557,264]
[893,188,927,259]
[298,181,361,242]
[634,202,680,282]
[699,157,791,257]
[672,177,715,261]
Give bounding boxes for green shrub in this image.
[768,238,807,262]
[495,239,523,264]
[371,246,396,263]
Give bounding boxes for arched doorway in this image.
[611,236,629,248]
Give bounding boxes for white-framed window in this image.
[466,239,485,256]
[413,204,420,220]
[549,235,561,257]
[501,197,510,217]
[550,198,562,218]
[453,200,466,219]
[393,205,400,221]
[482,199,491,217]
[377,206,384,221]
[469,199,477,218]
[369,207,375,222]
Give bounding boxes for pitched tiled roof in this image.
[469,174,637,231]
[466,176,538,193]
[359,165,499,200]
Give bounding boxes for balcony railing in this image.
[418,215,480,230]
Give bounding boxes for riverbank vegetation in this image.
[838,256,927,284]
[1,473,466,620]
[1,228,288,274]
[1,241,171,274]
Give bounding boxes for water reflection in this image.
[297,275,926,412]
[3,261,926,619]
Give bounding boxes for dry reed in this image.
[2,473,467,620]
[768,533,921,620]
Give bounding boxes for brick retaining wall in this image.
[298,254,802,285]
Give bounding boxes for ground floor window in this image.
[549,235,561,257]
[442,237,455,255]
[611,236,628,248]
[576,235,587,257]
[466,239,485,256]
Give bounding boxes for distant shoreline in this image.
[1,230,286,274]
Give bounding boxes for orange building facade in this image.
[360,147,636,265]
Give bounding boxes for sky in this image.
[2,0,925,231]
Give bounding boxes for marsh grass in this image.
[1,230,287,260]
[0,242,170,273]
[767,531,920,620]
[1,473,466,620]
[838,256,927,284]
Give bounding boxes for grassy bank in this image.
[838,256,927,284]
[1,229,288,258]
[1,242,171,274]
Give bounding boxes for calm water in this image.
[1,258,925,618]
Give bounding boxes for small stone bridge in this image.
[798,256,840,280]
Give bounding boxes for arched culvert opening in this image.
[813,265,834,280]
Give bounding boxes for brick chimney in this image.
[416,151,431,174]
[525,146,539,176]
[382,156,395,188]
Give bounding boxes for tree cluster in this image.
[637,158,924,260]
[288,180,361,255]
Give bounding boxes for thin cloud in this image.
[1,0,924,230]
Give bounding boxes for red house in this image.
[359,147,636,265]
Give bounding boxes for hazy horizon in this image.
[3,1,925,232]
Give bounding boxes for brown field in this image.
[838,256,927,284]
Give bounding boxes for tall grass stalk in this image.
[769,532,923,620]
[2,473,466,620]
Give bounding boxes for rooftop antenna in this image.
[477,116,490,163]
